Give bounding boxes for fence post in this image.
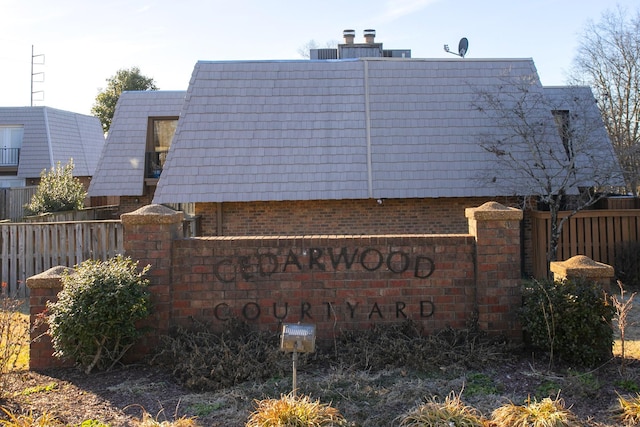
[0,188,5,219]
[26,266,75,370]
[465,201,523,339]
[121,204,183,356]
[550,255,614,292]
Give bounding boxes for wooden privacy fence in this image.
[0,220,124,297]
[23,206,119,223]
[530,209,640,278]
[0,186,37,221]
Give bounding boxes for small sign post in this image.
[280,323,316,396]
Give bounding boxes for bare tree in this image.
[297,39,339,59]
[473,72,622,271]
[572,6,640,196]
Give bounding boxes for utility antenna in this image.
[443,37,469,58]
[31,45,45,106]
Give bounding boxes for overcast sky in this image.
[0,0,635,115]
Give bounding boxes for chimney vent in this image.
[343,29,355,45]
[364,29,376,44]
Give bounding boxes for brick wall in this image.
[171,234,476,338]
[466,203,523,338]
[118,194,154,216]
[28,201,524,369]
[195,197,519,237]
[27,267,74,370]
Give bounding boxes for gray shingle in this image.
[88,91,185,197]
[87,57,618,204]
[0,107,104,180]
[155,58,533,203]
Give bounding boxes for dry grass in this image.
[397,391,486,427]
[0,407,63,427]
[615,393,640,426]
[0,297,29,377]
[3,297,640,426]
[0,405,198,427]
[130,410,198,427]
[246,393,346,427]
[490,395,581,427]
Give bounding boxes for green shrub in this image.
[520,277,615,367]
[25,159,87,215]
[47,256,151,374]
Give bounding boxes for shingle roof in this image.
[0,107,104,178]
[88,58,619,203]
[153,58,544,203]
[88,91,185,196]
[542,86,623,188]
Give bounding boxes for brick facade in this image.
[118,194,155,216]
[96,196,538,276]
[29,201,524,369]
[194,197,520,236]
[171,234,476,338]
[27,267,74,370]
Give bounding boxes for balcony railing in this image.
[145,150,168,178]
[0,148,20,166]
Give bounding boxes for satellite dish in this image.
[443,37,469,58]
[458,37,468,58]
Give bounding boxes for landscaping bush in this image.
[330,321,514,372]
[151,318,286,391]
[152,319,514,393]
[25,159,86,215]
[47,256,151,374]
[520,277,615,367]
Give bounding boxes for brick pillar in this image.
[27,266,74,370]
[121,204,183,354]
[465,201,523,339]
[550,255,614,292]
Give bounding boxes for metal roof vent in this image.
[364,29,376,44]
[343,29,355,45]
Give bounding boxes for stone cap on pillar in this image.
[465,201,523,221]
[26,266,73,289]
[121,204,184,225]
[550,255,614,281]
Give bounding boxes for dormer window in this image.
[146,117,177,178]
[552,110,573,160]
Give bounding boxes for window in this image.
[552,110,573,160]
[146,117,178,178]
[0,126,23,166]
